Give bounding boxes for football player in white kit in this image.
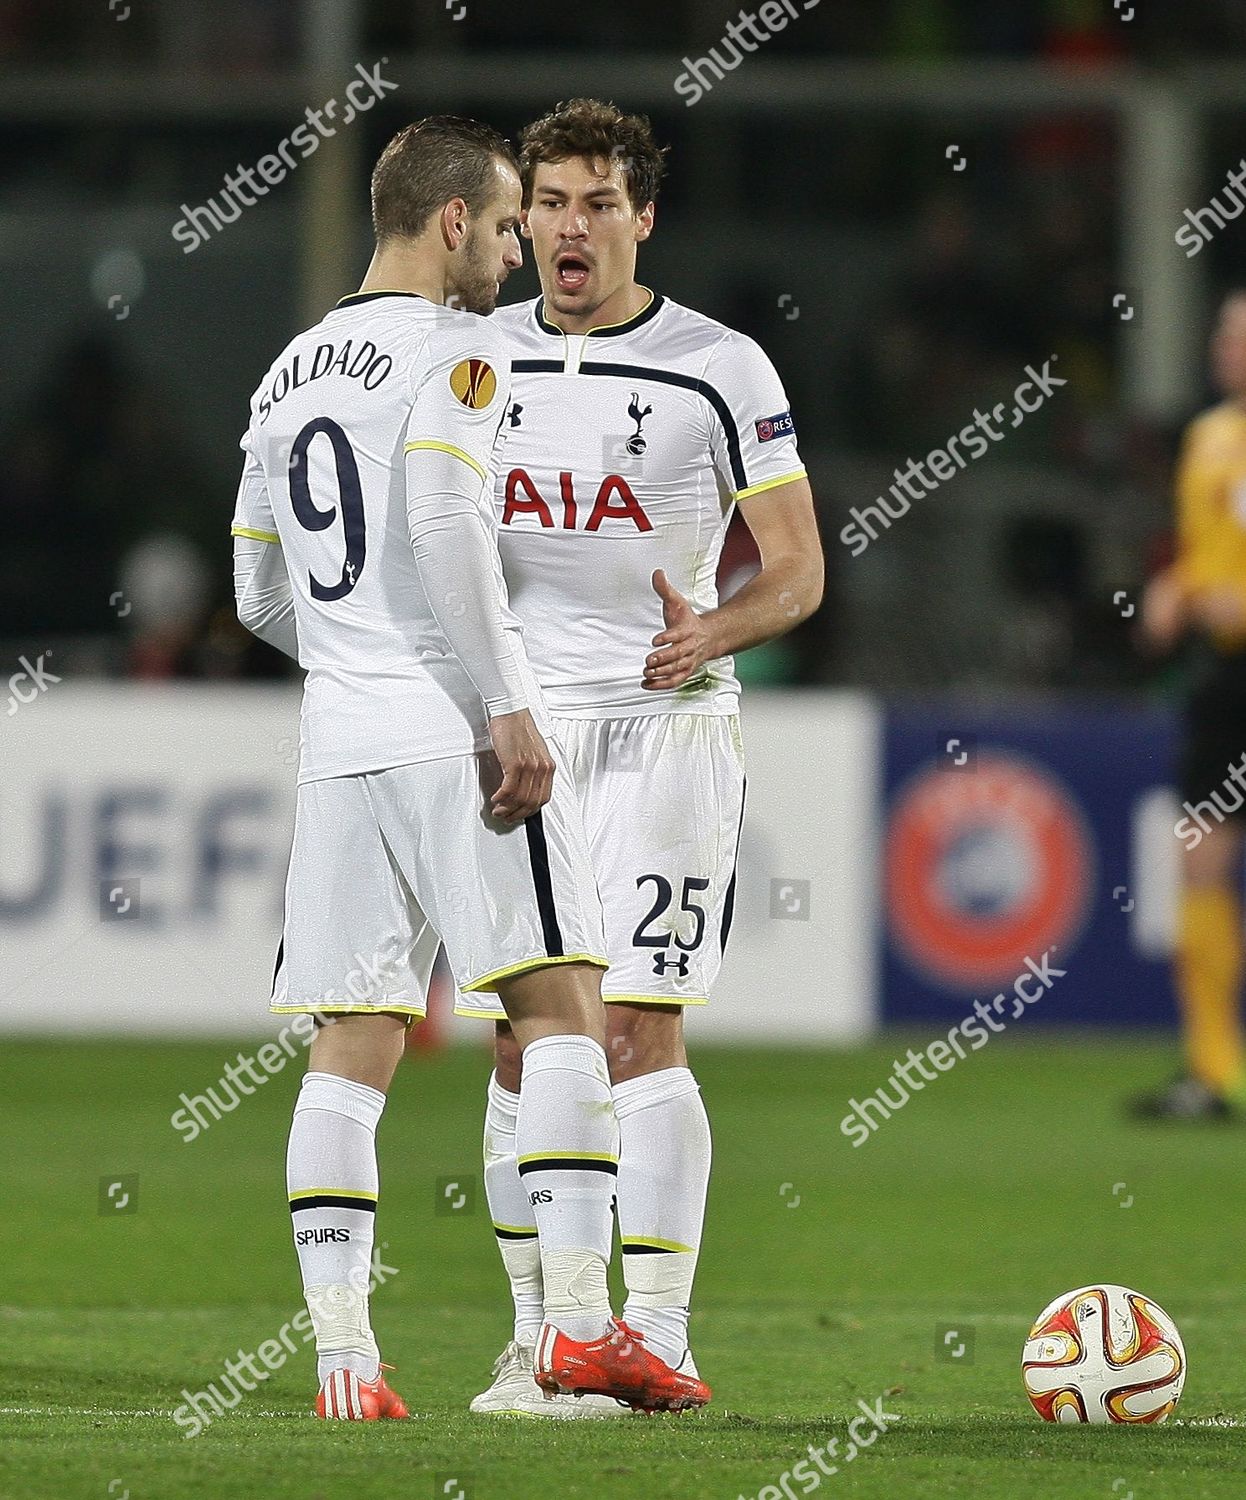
[231,115,709,1421]
[465,100,824,1415]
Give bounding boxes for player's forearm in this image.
[406,492,529,718]
[233,535,300,659]
[701,554,823,658]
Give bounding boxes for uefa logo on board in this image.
[885,751,1094,990]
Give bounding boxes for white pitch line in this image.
[0,1404,432,1423]
[0,1406,298,1419]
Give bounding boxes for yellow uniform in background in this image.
[1171,400,1246,1099]
[1175,402,1246,645]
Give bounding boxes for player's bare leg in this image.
[1133,821,1246,1119]
[287,1013,410,1419]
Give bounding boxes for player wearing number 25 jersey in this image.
[466,100,824,1419]
[457,290,803,1010]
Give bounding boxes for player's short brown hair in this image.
[519,98,667,212]
[371,115,519,242]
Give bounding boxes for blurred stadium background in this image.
[9,6,1246,1498]
[4,0,1238,1041]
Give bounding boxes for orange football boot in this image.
[534,1317,710,1413]
[315,1364,409,1420]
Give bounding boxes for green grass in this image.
[2,1034,1244,1499]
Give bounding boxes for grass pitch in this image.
[2,1033,1244,1500]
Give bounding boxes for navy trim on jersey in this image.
[508,358,748,493]
[533,293,665,339]
[720,777,747,954]
[335,291,432,309]
[524,811,564,957]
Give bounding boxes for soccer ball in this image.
[1021,1284,1186,1424]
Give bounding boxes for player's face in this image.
[452,158,524,316]
[523,157,654,321]
[1212,296,1246,400]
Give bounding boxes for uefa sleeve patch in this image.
[450,358,498,410]
[755,411,795,443]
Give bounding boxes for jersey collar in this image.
[335,290,433,309]
[534,289,664,340]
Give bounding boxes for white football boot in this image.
[469,1339,630,1418]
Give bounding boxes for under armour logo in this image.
[652,951,690,977]
[626,392,653,456]
[506,402,524,429]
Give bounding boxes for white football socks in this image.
[515,1035,617,1343]
[615,1067,711,1370]
[482,1072,544,1347]
[286,1070,385,1383]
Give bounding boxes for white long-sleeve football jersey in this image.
[490,291,806,717]
[232,291,531,782]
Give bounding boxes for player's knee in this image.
[494,1021,523,1092]
[497,961,606,1043]
[605,1003,686,1082]
[307,1012,407,1092]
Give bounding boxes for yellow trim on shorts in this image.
[231,524,281,545]
[622,1235,697,1253]
[460,952,610,995]
[602,992,709,1007]
[734,468,807,502]
[492,1221,538,1235]
[289,1187,378,1204]
[403,439,487,482]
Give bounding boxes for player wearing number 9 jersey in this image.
[230,116,710,1425]
[465,100,824,1417]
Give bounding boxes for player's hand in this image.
[487,709,555,824]
[1139,568,1188,652]
[643,569,714,691]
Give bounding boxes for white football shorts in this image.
[270,748,607,1020]
[456,713,745,1018]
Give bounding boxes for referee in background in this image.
[1135,290,1246,1120]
